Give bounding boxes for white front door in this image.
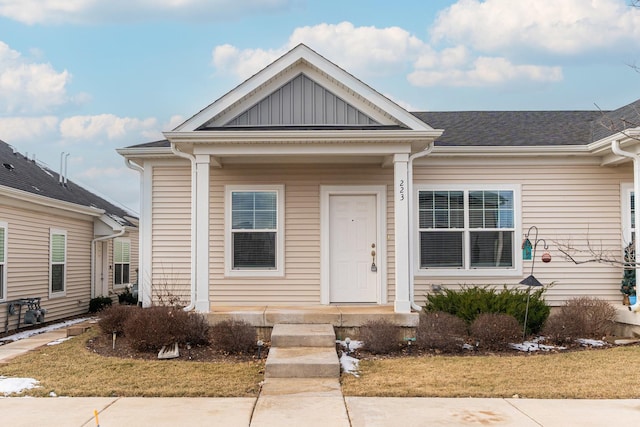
[329,194,378,303]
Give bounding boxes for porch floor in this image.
[206,304,419,328]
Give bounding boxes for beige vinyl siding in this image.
[413,158,632,307]
[208,164,395,305]
[0,203,93,331]
[107,229,140,296]
[151,164,192,305]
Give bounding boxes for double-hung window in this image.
[622,183,635,245]
[225,185,284,276]
[417,185,520,275]
[114,239,131,286]
[50,229,67,295]
[0,222,6,300]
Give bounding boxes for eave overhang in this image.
[0,185,105,217]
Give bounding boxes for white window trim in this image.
[621,183,634,247]
[50,228,67,297]
[113,238,131,288]
[224,185,285,277]
[0,221,7,301]
[414,184,522,278]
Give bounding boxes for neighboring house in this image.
[0,140,139,332]
[117,44,640,327]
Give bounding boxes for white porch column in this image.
[393,153,411,313]
[195,154,210,312]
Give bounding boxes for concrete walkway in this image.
[2,326,640,426]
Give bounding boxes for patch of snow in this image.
[336,339,364,352]
[576,338,606,347]
[340,353,360,377]
[510,341,564,352]
[46,337,72,346]
[462,343,475,351]
[0,317,91,343]
[0,376,39,396]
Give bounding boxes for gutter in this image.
[611,140,640,313]
[170,143,197,312]
[408,142,435,311]
[91,229,125,299]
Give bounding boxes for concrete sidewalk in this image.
[0,395,639,426]
[2,325,640,426]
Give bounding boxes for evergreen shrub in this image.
[423,285,550,335]
[89,296,113,313]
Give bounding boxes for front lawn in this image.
[1,329,263,397]
[341,346,640,399]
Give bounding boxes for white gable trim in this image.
[174,44,436,132]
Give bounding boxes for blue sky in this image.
[1,0,640,213]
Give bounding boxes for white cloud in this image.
[212,44,283,81]
[0,0,293,25]
[0,42,71,113]
[212,21,567,89]
[0,116,59,141]
[431,0,640,55]
[213,22,427,80]
[59,114,158,141]
[409,55,563,87]
[287,22,425,76]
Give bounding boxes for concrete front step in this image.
[271,323,336,348]
[265,347,340,378]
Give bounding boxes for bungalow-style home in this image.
[0,140,139,332]
[117,44,640,329]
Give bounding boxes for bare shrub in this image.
[184,313,210,346]
[98,304,137,335]
[123,306,208,352]
[359,319,403,354]
[210,320,256,354]
[470,313,521,351]
[416,311,468,353]
[542,297,616,344]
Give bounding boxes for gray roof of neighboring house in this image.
[591,98,640,142]
[125,99,640,149]
[0,140,137,227]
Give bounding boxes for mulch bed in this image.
[85,332,267,362]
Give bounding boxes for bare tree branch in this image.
[553,236,636,269]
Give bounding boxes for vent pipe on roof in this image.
[59,152,70,186]
[59,151,65,184]
[64,153,70,185]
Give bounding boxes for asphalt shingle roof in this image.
[1,140,136,227]
[413,110,605,146]
[126,99,640,149]
[592,98,640,142]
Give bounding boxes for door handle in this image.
[371,249,377,272]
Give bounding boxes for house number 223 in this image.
[399,179,405,201]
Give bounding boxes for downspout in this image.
[91,229,125,299]
[170,143,197,312]
[408,142,435,311]
[124,159,145,306]
[612,140,640,312]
